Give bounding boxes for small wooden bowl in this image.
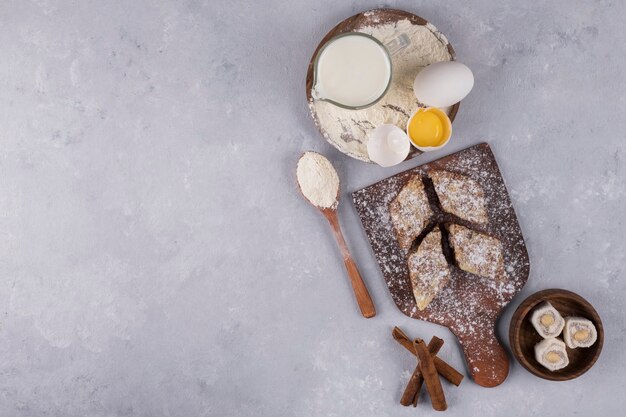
[509,289,603,381]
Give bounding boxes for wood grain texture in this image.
[509,289,604,381]
[322,209,376,318]
[306,8,459,162]
[355,144,530,387]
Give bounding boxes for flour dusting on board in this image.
[352,144,530,383]
[310,19,453,161]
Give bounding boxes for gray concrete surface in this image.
[1,0,625,416]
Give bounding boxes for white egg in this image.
[413,61,474,108]
[367,124,410,167]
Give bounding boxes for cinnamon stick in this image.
[392,327,464,386]
[434,356,463,385]
[414,339,447,411]
[400,336,444,406]
[412,384,420,407]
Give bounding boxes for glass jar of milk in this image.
[311,32,409,110]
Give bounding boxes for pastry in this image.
[530,301,565,338]
[407,228,450,311]
[563,317,597,348]
[429,170,488,224]
[534,338,569,371]
[389,175,433,251]
[446,224,505,280]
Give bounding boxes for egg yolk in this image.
[407,108,451,147]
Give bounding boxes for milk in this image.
[313,34,391,109]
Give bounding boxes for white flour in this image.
[310,19,453,161]
[297,152,339,209]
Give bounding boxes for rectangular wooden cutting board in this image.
[352,143,530,387]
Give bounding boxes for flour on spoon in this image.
[297,152,340,209]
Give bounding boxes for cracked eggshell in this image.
[367,124,410,167]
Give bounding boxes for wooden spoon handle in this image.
[324,210,376,318]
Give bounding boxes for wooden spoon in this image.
[297,152,376,318]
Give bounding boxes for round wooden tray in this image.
[509,289,604,381]
[306,8,460,162]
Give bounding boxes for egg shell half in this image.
[367,124,410,167]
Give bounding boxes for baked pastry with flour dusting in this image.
[389,175,433,251]
[430,170,488,224]
[446,224,505,280]
[407,228,450,311]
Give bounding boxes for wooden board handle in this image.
[324,210,376,318]
[454,325,509,387]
